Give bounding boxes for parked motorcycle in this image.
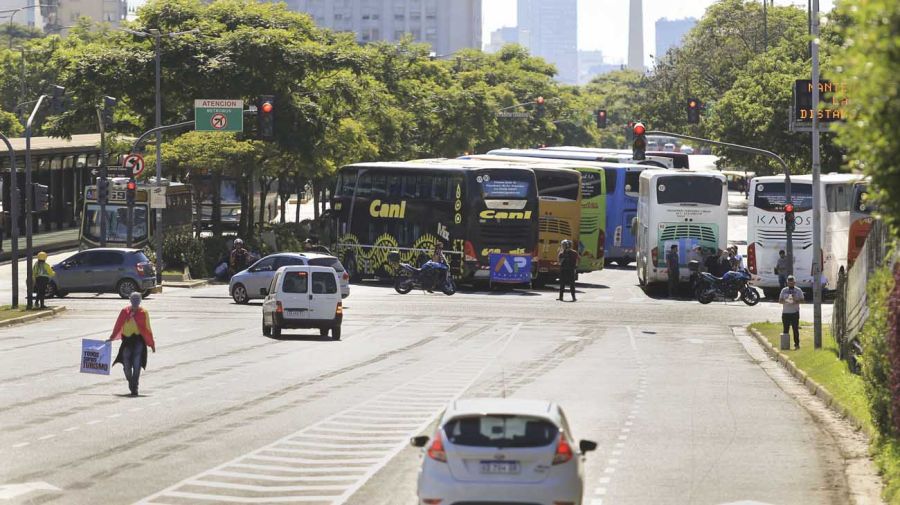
[389,251,456,296]
[694,268,760,306]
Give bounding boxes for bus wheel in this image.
[117,279,139,299]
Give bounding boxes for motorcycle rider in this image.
[422,242,448,293]
[229,238,251,277]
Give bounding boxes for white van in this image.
[261,265,343,340]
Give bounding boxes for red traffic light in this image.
[536,96,545,105]
[633,122,646,136]
[261,102,273,113]
[126,181,136,191]
[784,203,794,213]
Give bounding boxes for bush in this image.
[162,233,208,279]
[860,263,898,437]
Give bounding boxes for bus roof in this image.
[639,169,726,181]
[343,160,537,172]
[470,153,646,172]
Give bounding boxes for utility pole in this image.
[811,0,823,349]
[0,132,18,307]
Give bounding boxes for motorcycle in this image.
[694,268,760,306]
[392,258,456,296]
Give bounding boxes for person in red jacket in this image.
[108,292,155,396]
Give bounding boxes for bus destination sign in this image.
[793,80,849,122]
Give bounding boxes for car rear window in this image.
[311,272,337,294]
[443,415,559,448]
[130,251,151,264]
[281,271,308,294]
[308,257,344,272]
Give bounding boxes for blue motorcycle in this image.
[695,269,760,306]
[393,260,456,296]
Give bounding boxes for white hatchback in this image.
[412,398,597,505]
[261,265,343,340]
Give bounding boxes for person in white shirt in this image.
[779,275,805,350]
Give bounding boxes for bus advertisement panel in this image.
[331,162,539,282]
[636,170,728,286]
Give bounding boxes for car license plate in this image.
[285,310,305,318]
[479,461,520,474]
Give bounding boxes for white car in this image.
[663,142,676,152]
[261,265,343,340]
[412,398,597,505]
[230,252,350,304]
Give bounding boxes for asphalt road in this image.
[0,254,847,505]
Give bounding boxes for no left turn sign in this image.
[123,154,145,177]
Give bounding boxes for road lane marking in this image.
[11,442,29,448]
[37,434,56,441]
[626,325,637,350]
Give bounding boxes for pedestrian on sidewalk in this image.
[557,240,579,302]
[775,249,790,289]
[779,275,805,350]
[33,251,55,309]
[108,292,155,396]
[666,244,679,298]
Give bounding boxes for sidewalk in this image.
[0,228,80,263]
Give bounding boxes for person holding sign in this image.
[108,292,155,396]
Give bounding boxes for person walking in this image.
[33,251,55,309]
[779,275,805,350]
[557,240,579,302]
[108,293,155,396]
[775,249,790,289]
[666,244,680,298]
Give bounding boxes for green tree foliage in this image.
[0,109,23,136]
[833,0,900,230]
[860,265,897,437]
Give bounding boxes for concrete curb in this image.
[0,306,66,328]
[162,279,209,289]
[748,326,870,436]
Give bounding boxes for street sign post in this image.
[194,99,244,132]
[123,154,145,177]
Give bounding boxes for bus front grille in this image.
[539,216,573,236]
[659,223,717,243]
[479,222,534,248]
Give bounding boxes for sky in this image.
[483,0,835,66]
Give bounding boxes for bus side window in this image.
[388,176,402,198]
[433,175,449,201]
[357,174,372,198]
[371,175,387,198]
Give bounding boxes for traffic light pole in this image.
[811,0,823,349]
[646,130,795,276]
[126,178,134,248]
[96,108,108,248]
[0,132,19,308]
[24,94,50,309]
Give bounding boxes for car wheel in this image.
[332,325,341,340]
[319,327,328,337]
[271,324,281,338]
[262,319,271,336]
[232,283,249,304]
[117,279,139,299]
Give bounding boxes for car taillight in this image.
[276,301,283,313]
[552,432,573,465]
[342,271,349,281]
[651,247,658,267]
[427,431,447,462]
[336,301,343,315]
[747,243,756,274]
[464,241,477,262]
[135,263,146,275]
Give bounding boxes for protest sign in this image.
[80,339,111,375]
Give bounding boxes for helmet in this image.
[562,240,572,250]
[37,251,48,261]
[233,238,244,247]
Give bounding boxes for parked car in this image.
[412,398,597,505]
[261,265,343,339]
[48,248,157,299]
[229,252,350,304]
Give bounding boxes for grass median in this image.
[749,321,871,432]
[0,304,54,322]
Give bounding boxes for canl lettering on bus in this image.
[369,200,407,218]
[479,210,533,220]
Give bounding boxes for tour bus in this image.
[330,161,540,282]
[635,170,729,286]
[746,175,815,297]
[488,147,674,169]
[848,179,875,268]
[485,148,646,265]
[821,173,868,289]
[463,154,607,273]
[80,178,193,249]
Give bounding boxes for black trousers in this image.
[559,271,576,300]
[34,277,49,307]
[782,312,800,346]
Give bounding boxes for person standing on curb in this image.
[33,251,55,309]
[779,275,805,350]
[666,244,680,298]
[108,292,155,397]
[557,240,579,302]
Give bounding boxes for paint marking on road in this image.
[0,481,60,500]
[611,450,622,456]
[598,476,611,484]
[11,442,30,448]
[63,427,79,432]
[86,420,102,425]
[604,467,616,474]
[37,434,56,441]
[107,413,121,419]
[615,442,625,448]
[626,325,637,351]
[618,435,628,441]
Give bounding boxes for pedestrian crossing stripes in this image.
[137,324,522,505]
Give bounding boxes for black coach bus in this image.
[331,161,540,282]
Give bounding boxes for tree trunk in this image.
[259,176,273,229]
[212,171,222,237]
[294,175,305,223]
[278,175,287,224]
[313,180,320,220]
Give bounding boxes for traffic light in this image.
[32,184,49,212]
[49,85,66,115]
[687,98,701,124]
[258,94,275,140]
[784,203,796,233]
[97,178,109,205]
[535,96,545,118]
[126,178,136,206]
[102,96,116,130]
[596,109,607,128]
[632,122,647,161]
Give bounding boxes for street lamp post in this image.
[121,27,198,281]
[0,132,19,307]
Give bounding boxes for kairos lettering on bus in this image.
[755,215,812,226]
[479,210,533,220]
[369,200,407,219]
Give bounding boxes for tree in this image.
[0,109,23,136]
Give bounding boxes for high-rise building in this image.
[627,0,644,72]
[291,0,482,56]
[655,17,697,60]
[517,0,578,84]
[41,0,127,31]
[0,0,43,28]
[484,26,518,53]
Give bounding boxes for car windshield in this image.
[443,415,559,448]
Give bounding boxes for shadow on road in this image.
[265,333,336,342]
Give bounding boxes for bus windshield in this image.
[753,182,813,212]
[83,204,148,242]
[534,172,579,201]
[481,179,531,199]
[656,176,723,205]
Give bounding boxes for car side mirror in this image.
[579,439,598,453]
[259,288,268,296]
[410,435,430,448]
